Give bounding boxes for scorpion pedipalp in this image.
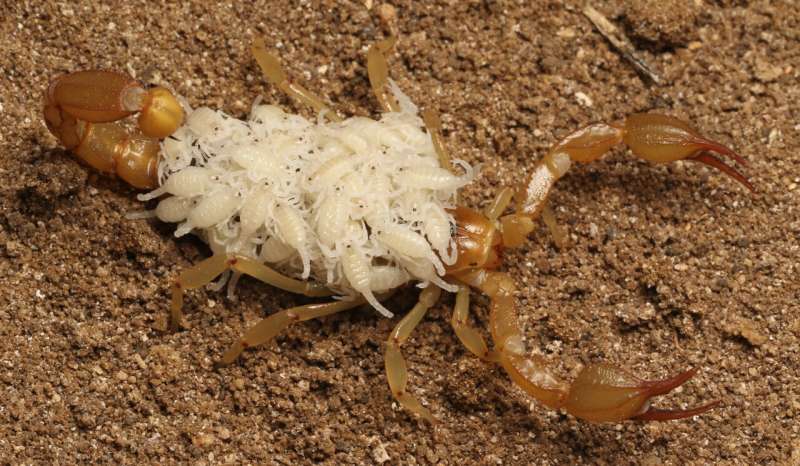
[449,268,720,423]
[544,113,753,193]
[446,110,749,423]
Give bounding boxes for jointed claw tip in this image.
[632,367,720,422]
[685,134,754,192]
[688,152,755,193]
[690,136,749,167]
[632,399,721,421]
[640,366,700,397]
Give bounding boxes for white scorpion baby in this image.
[44,37,753,423]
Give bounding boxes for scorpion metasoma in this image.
[44,37,752,423]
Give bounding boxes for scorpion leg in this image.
[451,286,500,362]
[455,270,719,423]
[227,256,332,298]
[422,109,453,172]
[45,70,183,188]
[170,254,229,330]
[484,187,515,221]
[367,36,400,112]
[540,204,569,249]
[251,38,342,122]
[384,285,441,422]
[169,254,333,330]
[217,298,364,366]
[487,184,564,248]
[499,113,753,248]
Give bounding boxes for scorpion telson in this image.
[44,36,751,423]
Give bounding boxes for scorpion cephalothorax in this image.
[44,37,752,424]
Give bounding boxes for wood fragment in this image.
[582,4,662,85]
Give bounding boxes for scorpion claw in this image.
[622,113,753,192]
[563,364,719,423]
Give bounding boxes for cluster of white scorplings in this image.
[139,82,474,317]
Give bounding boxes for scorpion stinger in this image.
[44,70,184,189]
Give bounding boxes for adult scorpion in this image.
[44,37,751,423]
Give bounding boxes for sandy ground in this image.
[1,1,798,464]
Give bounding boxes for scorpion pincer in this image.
[44,36,753,423]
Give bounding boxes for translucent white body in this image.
[144,83,473,317]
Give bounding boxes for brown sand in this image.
[1,1,798,464]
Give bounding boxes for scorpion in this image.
[43,37,752,424]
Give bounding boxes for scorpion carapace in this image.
[44,36,752,424]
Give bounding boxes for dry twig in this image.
[582,4,662,85]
